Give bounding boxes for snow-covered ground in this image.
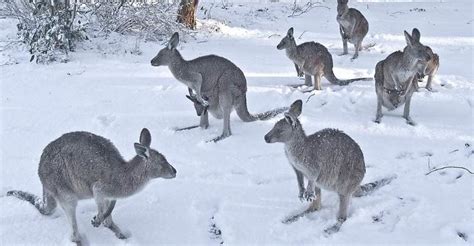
[1,0,473,245]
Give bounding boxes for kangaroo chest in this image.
[284,147,314,178]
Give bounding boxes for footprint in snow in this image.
[96,115,116,128]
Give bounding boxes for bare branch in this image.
[425,166,474,176]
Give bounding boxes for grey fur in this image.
[264,100,366,223]
[411,29,439,91]
[7,128,176,244]
[374,28,432,125]
[277,28,372,91]
[151,32,288,142]
[337,0,369,60]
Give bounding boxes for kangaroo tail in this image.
[325,68,373,86]
[353,175,397,197]
[235,94,288,122]
[7,189,56,215]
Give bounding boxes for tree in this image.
[177,0,198,29]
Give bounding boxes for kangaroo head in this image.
[277,28,295,50]
[151,32,180,67]
[134,128,177,179]
[404,28,431,76]
[337,0,349,16]
[186,91,208,116]
[264,100,302,143]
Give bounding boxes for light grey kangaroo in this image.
[410,29,439,91]
[277,28,372,91]
[151,32,288,142]
[374,28,432,125]
[265,100,394,234]
[7,128,176,244]
[337,0,369,60]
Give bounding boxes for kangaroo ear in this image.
[287,27,294,38]
[186,95,195,102]
[288,99,303,117]
[404,30,414,47]
[284,112,297,128]
[139,128,151,147]
[134,143,149,159]
[411,28,421,43]
[168,32,179,50]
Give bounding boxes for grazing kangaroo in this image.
[151,32,288,142]
[7,129,176,244]
[337,0,369,60]
[409,29,439,91]
[277,28,372,91]
[374,28,432,125]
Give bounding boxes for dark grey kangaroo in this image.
[337,0,369,60]
[265,100,393,233]
[374,28,432,125]
[7,128,176,244]
[151,32,288,142]
[410,29,439,91]
[277,28,371,91]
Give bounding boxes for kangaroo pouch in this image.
[382,86,415,110]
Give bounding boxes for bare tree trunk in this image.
[177,0,198,29]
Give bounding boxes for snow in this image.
[1,0,473,245]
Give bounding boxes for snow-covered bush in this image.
[90,1,186,42]
[2,0,86,63]
[0,0,188,63]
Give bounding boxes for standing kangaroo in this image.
[410,29,439,91]
[151,32,288,142]
[7,128,177,244]
[265,100,394,233]
[277,28,372,91]
[264,100,364,230]
[374,28,432,125]
[337,0,369,60]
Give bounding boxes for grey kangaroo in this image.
[265,100,393,233]
[410,29,439,91]
[277,27,371,91]
[374,28,432,125]
[337,0,369,60]
[151,32,288,142]
[7,128,176,244]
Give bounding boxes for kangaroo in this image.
[6,128,177,244]
[151,32,288,142]
[374,28,432,125]
[410,29,439,91]
[277,28,372,91]
[337,0,369,60]
[265,100,394,233]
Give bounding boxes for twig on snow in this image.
[425,166,474,176]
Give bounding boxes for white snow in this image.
[1,0,473,245]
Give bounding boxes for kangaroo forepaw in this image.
[303,190,315,202]
[298,190,305,202]
[91,216,102,227]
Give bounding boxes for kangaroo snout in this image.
[264,134,272,143]
[164,165,177,179]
